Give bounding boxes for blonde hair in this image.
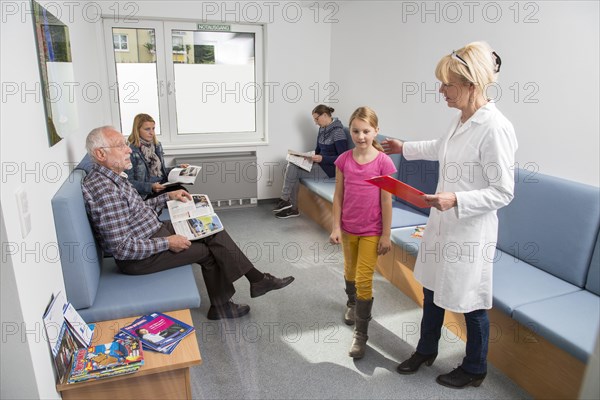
[435,41,500,94]
[127,113,157,147]
[348,106,384,152]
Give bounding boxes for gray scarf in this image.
[140,139,163,178]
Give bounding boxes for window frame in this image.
[102,18,267,149]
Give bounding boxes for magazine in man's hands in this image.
[286,149,314,172]
[162,165,201,187]
[167,194,224,240]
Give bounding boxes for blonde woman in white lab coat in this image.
[382,41,517,389]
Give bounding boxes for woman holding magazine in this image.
[273,104,349,219]
[126,113,189,199]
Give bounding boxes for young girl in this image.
[330,107,397,359]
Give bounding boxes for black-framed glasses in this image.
[452,49,502,74]
[451,50,469,68]
[492,51,502,73]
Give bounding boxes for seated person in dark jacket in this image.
[83,125,294,320]
[126,113,188,199]
[273,104,348,219]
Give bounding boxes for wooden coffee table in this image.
[56,309,201,400]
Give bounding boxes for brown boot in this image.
[349,298,373,359]
[344,280,356,325]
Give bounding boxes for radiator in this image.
[174,152,258,210]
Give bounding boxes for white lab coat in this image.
[403,102,518,313]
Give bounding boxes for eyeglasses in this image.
[451,50,502,73]
[451,50,469,69]
[101,142,129,150]
[492,51,502,73]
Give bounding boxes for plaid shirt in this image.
[82,163,170,260]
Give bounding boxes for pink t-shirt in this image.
[335,150,397,236]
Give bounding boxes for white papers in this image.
[43,291,69,357]
[63,303,93,347]
[286,149,314,172]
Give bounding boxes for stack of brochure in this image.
[43,291,96,384]
[68,337,144,384]
[115,312,195,354]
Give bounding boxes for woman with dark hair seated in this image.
[274,104,349,218]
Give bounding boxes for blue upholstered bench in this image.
[389,168,600,363]
[51,160,201,323]
[494,171,600,362]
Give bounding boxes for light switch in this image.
[15,187,31,238]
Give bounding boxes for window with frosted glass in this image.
[170,31,256,135]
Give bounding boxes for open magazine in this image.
[167,194,224,240]
[162,165,201,187]
[286,149,314,172]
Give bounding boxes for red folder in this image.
[366,175,430,208]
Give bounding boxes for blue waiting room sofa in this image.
[297,135,600,399]
[51,157,201,323]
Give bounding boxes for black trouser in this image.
[116,222,254,306]
[145,183,188,199]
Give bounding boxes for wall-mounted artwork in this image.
[32,0,79,147]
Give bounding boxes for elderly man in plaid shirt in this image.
[82,126,294,320]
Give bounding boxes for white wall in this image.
[329,1,599,186]
[0,0,332,396]
[1,206,38,399]
[1,1,118,397]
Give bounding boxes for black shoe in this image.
[273,199,292,213]
[275,208,299,219]
[436,366,486,389]
[250,273,295,298]
[396,352,437,375]
[207,301,250,320]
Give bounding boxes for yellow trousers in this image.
[342,233,380,300]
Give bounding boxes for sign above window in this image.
[197,24,231,32]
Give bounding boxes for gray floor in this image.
[188,203,530,399]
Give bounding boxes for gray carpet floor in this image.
[187,203,530,399]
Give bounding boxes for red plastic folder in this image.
[366,175,430,209]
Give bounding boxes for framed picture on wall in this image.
[31,0,79,147]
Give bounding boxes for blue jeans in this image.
[415,288,489,375]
